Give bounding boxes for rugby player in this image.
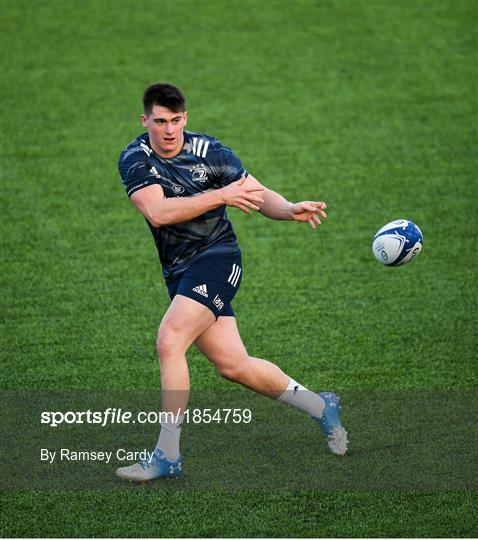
[116,83,347,481]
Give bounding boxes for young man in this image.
[116,83,347,482]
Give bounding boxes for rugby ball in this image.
[372,219,423,266]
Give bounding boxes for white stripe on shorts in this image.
[227,264,241,287]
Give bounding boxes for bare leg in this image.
[194,315,348,456]
[116,295,217,481]
[157,294,215,415]
[195,316,289,398]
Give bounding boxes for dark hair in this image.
[143,83,186,115]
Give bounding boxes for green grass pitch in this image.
[1,0,477,537]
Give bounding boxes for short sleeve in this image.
[209,142,247,187]
[118,146,161,198]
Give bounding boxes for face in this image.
[141,105,188,158]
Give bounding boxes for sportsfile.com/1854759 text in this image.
[40,408,252,427]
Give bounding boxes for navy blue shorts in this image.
[166,252,242,319]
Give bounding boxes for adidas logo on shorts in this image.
[192,284,208,298]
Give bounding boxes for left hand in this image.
[290,201,327,229]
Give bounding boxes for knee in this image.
[156,319,185,360]
[215,357,249,382]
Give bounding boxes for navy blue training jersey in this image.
[118,131,246,280]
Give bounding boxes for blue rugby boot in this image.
[312,392,348,455]
[116,449,182,482]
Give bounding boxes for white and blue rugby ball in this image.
[372,219,423,266]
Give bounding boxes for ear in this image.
[183,111,188,126]
[141,114,148,128]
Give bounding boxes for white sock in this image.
[277,378,325,418]
[155,414,184,461]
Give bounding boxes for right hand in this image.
[219,177,265,214]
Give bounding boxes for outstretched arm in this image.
[244,175,327,230]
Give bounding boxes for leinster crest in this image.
[190,164,209,182]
